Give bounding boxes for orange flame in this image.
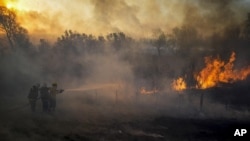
[172,77,187,91]
[140,87,158,95]
[195,52,250,89]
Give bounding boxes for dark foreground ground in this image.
[1,91,250,141]
[1,112,250,141]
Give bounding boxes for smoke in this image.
[181,0,250,36]
[1,0,249,43]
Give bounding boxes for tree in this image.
[172,26,200,56]
[154,33,166,56]
[38,39,50,53]
[0,6,30,50]
[106,32,129,51]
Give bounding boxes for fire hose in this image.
[3,97,41,113]
[3,89,64,113]
[2,87,112,113]
[4,103,31,113]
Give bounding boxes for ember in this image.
[140,87,158,95]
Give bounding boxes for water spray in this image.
[65,83,123,92]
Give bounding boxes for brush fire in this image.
[1,1,250,140]
[195,52,250,89]
[172,52,250,91]
[172,77,187,91]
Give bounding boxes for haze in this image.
[1,0,250,42]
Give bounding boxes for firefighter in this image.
[27,85,39,112]
[49,83,64,112]
[40,83,50,112]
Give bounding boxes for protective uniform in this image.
[28,85,39,112]
[40,83,50,112]
[49,83,63,112]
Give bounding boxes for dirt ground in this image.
[1,91,250,141]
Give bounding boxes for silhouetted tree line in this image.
[1,6,250,94]
[0,6,31,52]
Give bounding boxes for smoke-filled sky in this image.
[1,0,250,41]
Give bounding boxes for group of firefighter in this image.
[27,83,64,113]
